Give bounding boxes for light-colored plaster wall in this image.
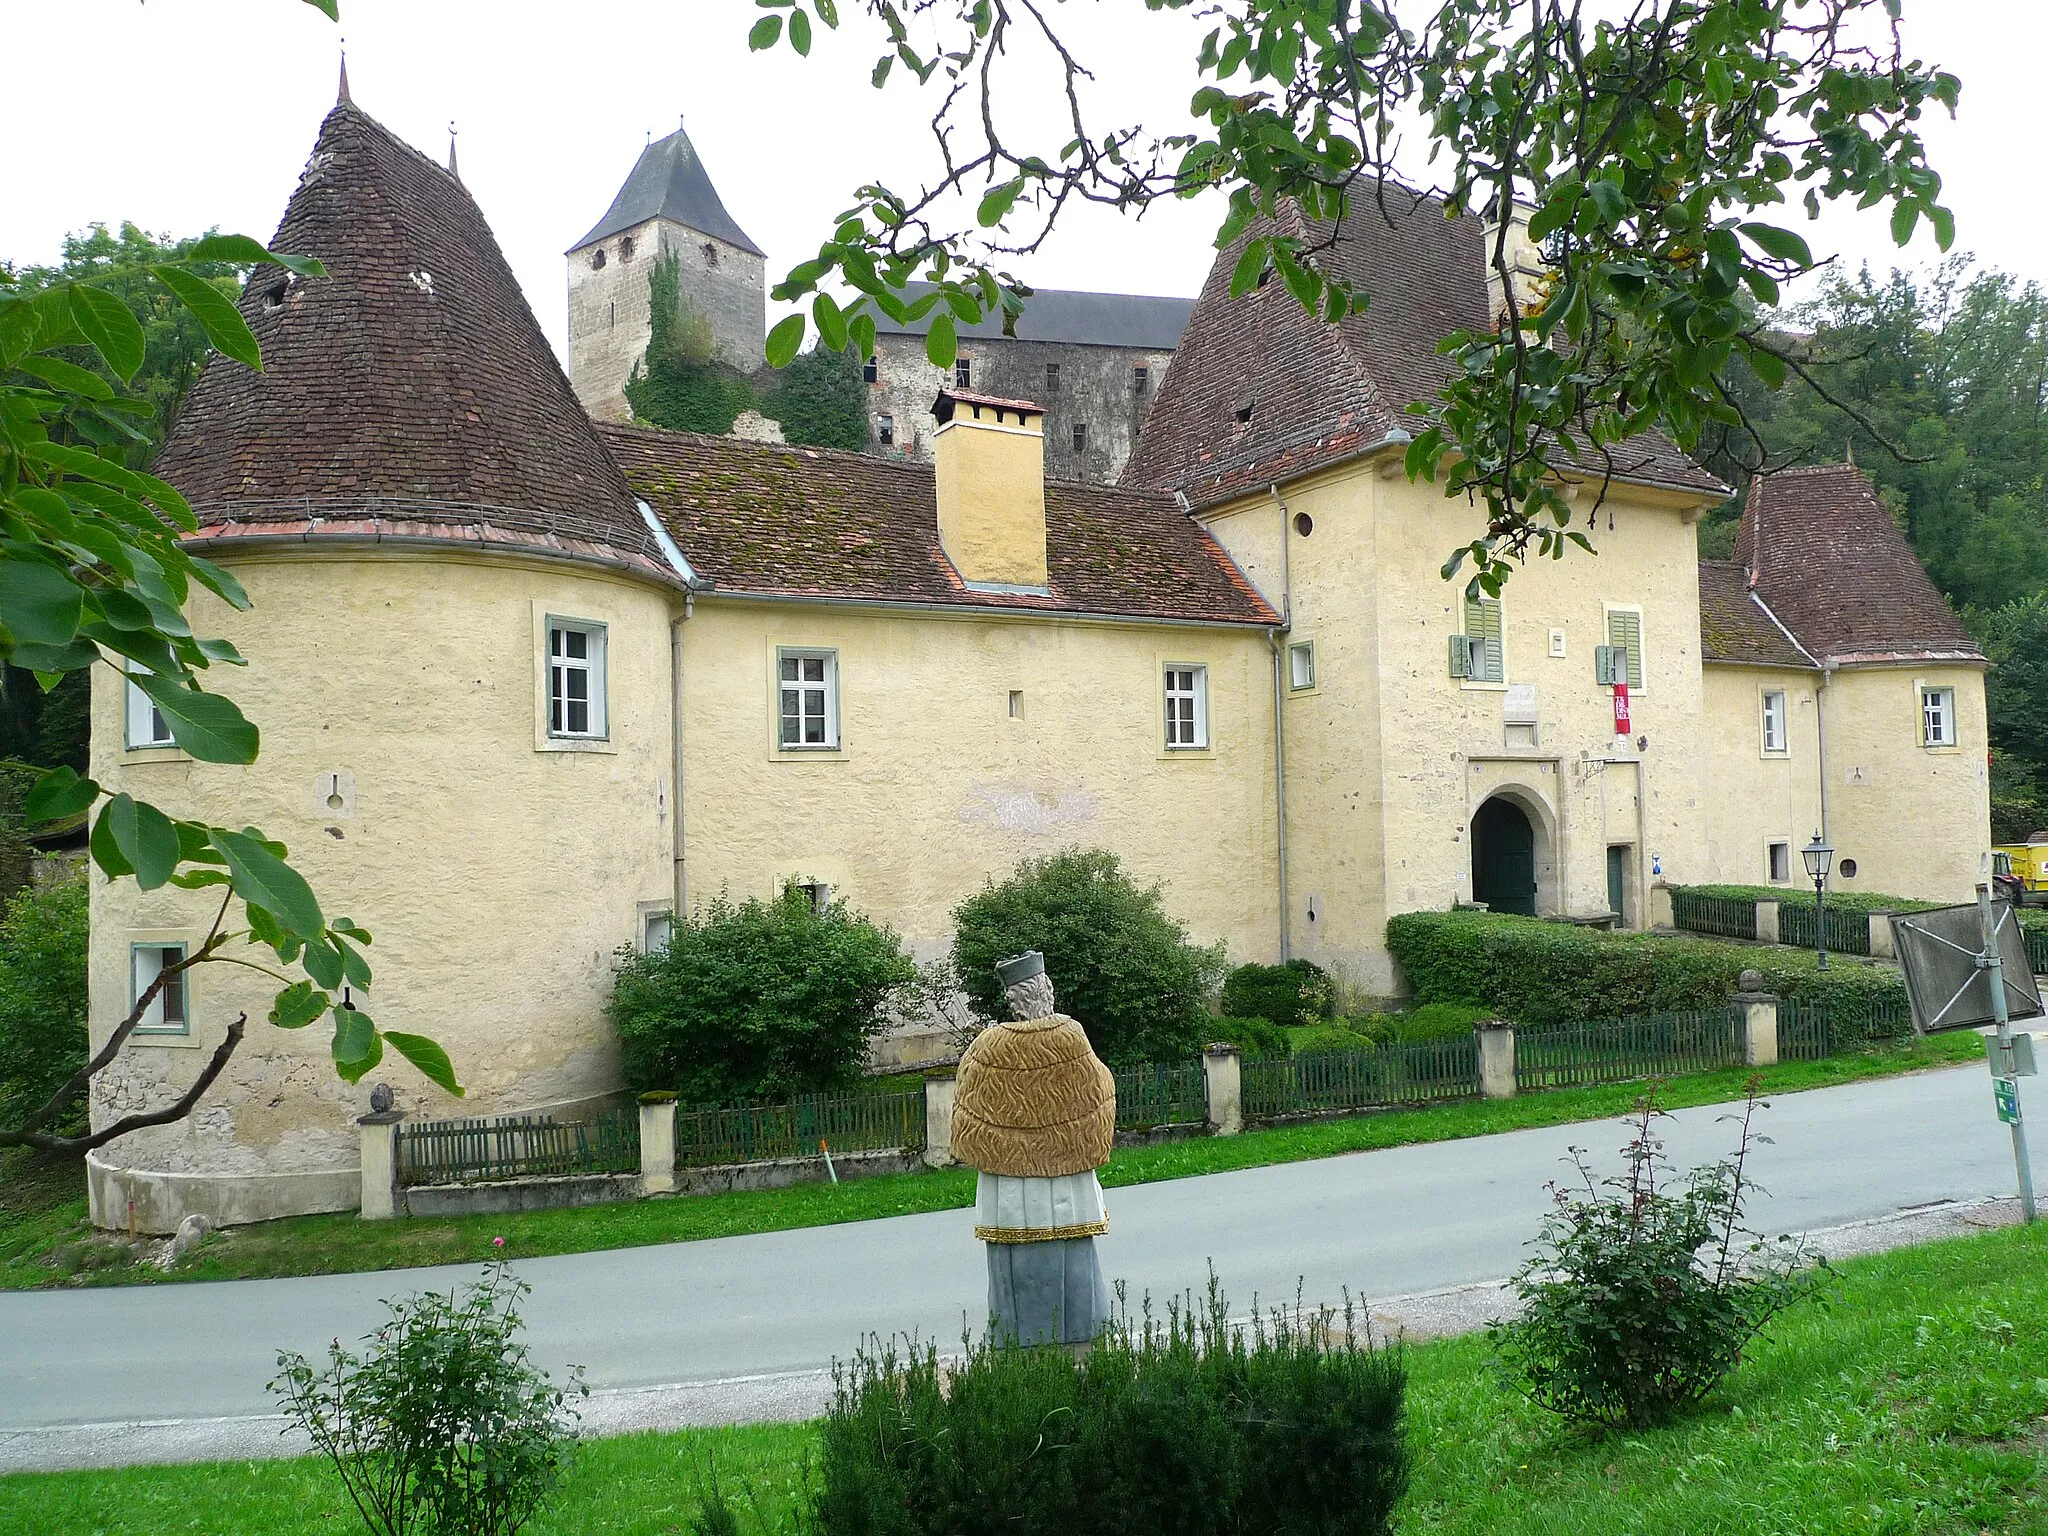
[1700,664,1822,889]
[88,550,679,1229]
[676,599,1280,968]
[1820,663,1991,903]
[933,417,1049,586]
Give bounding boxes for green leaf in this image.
[13,356,114,400]
[385,1032,464,1097]
[89,804,133,879]
[211,828,326,938]
[333,932,373,990]
[150,265,261,370]
[300,933,344,989]
[872,52,893,88]
[925,312,957,369]
[128,672,260,763]
[269,981,330,1029]
[0,557,84,648]
[749,13,783,49]
[977,179,1026,228]
[1928,204,1955,251]
[1229,239,1268,297]
[1737,222,1814,267]
[7,637,98,675]
[187,555,251,611]
[103,793,182,890]
[68,285,145,382]
[1890,200,1919,247]
[813,0,837,27]
[25,767,99,827]
[812,292,848,352]
[789,7,811,54]
[300,0,339,17]
[765,313,806,369]
[1587,178,1628,225]
[331,1007,382,1083]
[182,235,326,279]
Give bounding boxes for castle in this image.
[86,95,1989,1231]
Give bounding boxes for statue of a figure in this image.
[951,950,1115,1345]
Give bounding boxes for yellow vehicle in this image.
[1994,842,2048,907]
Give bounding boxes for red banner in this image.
[1612,682,1632,734]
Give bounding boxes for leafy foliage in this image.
[1346,1000,1493,1047]
[0,876,88,1132]
[951,848,1224,1066]
[271,1263,585,1536]
[624,249,758,436]
[1385,909,1905,1027]
[1493,1087,1830,1430]
[1220,958,1331,1029]
[1205,1015,1292,1060]
[791,1276,1408,1536]
[609,885,917,1104]
[758,344,868,451]
[1975,596,2048,840]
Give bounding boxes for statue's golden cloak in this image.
[950,1015,1116,1177]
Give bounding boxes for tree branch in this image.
[3,1012,246,1155]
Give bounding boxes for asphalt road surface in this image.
[2,1062,2037,1471]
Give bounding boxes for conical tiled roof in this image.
[155,99,677,586]
[570,123,764,256]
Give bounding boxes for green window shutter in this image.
[1606,610,1643,688]
[1464,596,1504,683]
[1448,633,1471,679]
[1594,645,1618,686]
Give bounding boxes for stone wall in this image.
[867,334,1177,483]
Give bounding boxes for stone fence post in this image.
[923,1070,958,1167]
[358,1110,404,1221]
[1868,910,1897,960]
[1203,1044,1243,1136]
[1649,881,1675,930]
[639,1094,677,1195]
[1735,969,1779,1067]
[1476,1020,1517,1099]
[1755,898,1781,945]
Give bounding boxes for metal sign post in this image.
[1980,883,2037,1223]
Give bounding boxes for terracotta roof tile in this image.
[1123,189,1725,506]
[154,100,669,582]
[1697,560,1814,668]
[1736,463,1982,663]
[603,424,1279,626]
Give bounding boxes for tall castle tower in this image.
[566,120,766,421]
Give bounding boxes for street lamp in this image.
[1802,830,1834,971]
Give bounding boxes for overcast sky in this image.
[7,1,2042,365]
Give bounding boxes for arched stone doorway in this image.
[1471,796,1538,915]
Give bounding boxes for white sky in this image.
[5,0,2043,364]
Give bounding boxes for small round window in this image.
[1293,511,1314,538]
[1839,857,1858,879]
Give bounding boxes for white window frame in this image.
[778,648,841,751]
[545,618,608,740]
[1463,595,1505,686]
[130,942,189,1037]
[639,905,674,954]
[1603,604,1646,692]
[125,666,176,749]
[1761,690,1788,755]
[1288,640,1316,692]
[1163,664,1209,750]
[1920,683,1956,748]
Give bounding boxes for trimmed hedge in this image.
[1206,1015,1292,1060]
[1220,959,1332,1029]
[1386,909,1906,1027]
[1672,882,1941,916]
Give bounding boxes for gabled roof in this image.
[873,284,1194,351]
[1122,190,1726,508]
[1736,463,1982,664]
[570,123,764,256]
[155,99,673,585]
[601,424,1279,627]
[1698,560,1815,668]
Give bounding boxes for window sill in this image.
[1157,746,1214,762]
[1760,750,1791,761]
[1286,685,1320,701]
[1458,680,1509,693]
[1919,743,1962,755]
[120,746,190,766]
[772,746,848,763]
[127,1031,199,1050]
[537,736,616,755]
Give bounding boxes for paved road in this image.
[1,1063,2035,1463]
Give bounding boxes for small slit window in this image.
[1164,665,1209,750]
[1133,365,1149,394]
[1044,362,1060,394]
[779,650,840,750]
[1761,690,1787,754]
[620,236,635,262]
[547,619,607,739]
[1071,422,1089,453]
[131,943,188,1036]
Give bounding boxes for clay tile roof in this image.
[1697,560,1815,668]
[601,424,1279,626]
[570,122,764,257]
[1122,188,1726,507]
[153,100,673,585]
[935,388,1043,418]
[1736,463,1982,664]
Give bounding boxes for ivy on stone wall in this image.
[625,248,757,436]
[760,345,868,452]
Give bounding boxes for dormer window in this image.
[590,246,607,271]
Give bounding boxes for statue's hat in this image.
[995,950,1046,987]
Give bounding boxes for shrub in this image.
[610,885,917,1104]
[1220,959,1332,1029]
[0,876,89,1129]
[800,1278,1408,1536]
[1671,881,1940,916]
[1385,909,1905,1027]
[758,344,868,451]
[271,1263,586,1536]
[1288,1023,1382,1056]
[1207,1015,1291,1060]
[1348,1000,1492,1046]
[1492,1088,1830,1429]
[951,849,1223,1066]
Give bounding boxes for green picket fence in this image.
[1778,996,1916,1060]
[398,1109,640,1186]
[1670,889,1757,941]
[1115,1061,1207,1129]
[2028,924,2048,979]
[1514,1007,1743,1090]
[1241,1036,1480,1120]
[674,1088,924,1168]
[1777,900,1871,956]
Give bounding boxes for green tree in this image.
[0,877,89,1132]
[0,0,459,1155]
[750,0,1958,604]
[761,343,869,451]
[623,248,757,435]
[1975,596,2048,840]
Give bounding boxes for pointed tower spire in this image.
[447,121,459,179]
[337,45,351,104]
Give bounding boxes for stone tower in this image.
[566,120,766,422]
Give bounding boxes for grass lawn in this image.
[1,1032,1986,1292]
[5,1220,2043,1534]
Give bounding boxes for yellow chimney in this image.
[932,389,1049,590]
